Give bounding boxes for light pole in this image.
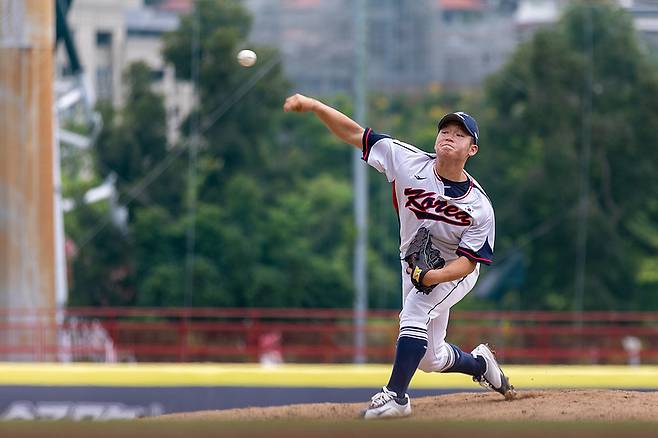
[574,5,594,323]
[353,0,368,364]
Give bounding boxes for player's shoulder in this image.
[365,128,435,158]
[464,172,494,216]
[391,138,435,158]
[385,138,436,169]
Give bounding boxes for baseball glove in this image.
[404,227,445,294]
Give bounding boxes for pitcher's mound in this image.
[158,389,658,422]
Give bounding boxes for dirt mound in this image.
[159,389,658,422]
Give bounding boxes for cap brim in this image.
[438,113,477,143]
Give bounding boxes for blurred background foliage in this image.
[63,0,658,311]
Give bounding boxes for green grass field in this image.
[2,419,658,438]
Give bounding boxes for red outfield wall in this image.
[0,308,657,364]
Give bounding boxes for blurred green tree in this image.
[67,60,174,306]
[163,0,288,187]
[472,0,658,310]
[66,0,658,312]
[66,189,135,306]
[95,62,184,217]
[128,0,356,308]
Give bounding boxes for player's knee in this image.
[417,356,435,373]
[417,344,452,373]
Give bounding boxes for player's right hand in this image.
[283,94,315,113]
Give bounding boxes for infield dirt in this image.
[159,389,658,422]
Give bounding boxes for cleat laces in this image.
[369,390,393,408]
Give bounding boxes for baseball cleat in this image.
[471,343,516,400]
[363,386,412,420]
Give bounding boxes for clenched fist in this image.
[283,93,316,113]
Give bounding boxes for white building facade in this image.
[56,0,193,143]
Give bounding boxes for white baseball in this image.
[237,49,257,67]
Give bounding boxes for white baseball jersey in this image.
[362,128,495,268]
[362,128,495,371]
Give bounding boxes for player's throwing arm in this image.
[283,94,364,149]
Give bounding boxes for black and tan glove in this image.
[404,227,445,294]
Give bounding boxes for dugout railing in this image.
[0,308,657,364]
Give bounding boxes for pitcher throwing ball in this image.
[283,94,516,419]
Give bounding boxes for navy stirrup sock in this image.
[386,336,427,400]
[442,343,486,376]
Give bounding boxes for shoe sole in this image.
[500,374,517,400]
[363,405,412,420]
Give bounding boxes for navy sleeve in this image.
[456,239,494,265]
[362,128,391,161]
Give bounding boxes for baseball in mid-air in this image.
[237,49,257,67]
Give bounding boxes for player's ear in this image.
[468,142,478,157]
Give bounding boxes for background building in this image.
[56,0,193,143]
[56,0,658,129]
[624,0,658,55]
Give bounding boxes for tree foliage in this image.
[64,0,658,311]
[66,60,172,306]
[473,0,658,310]
[97,0,354,308]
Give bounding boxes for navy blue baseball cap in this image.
[438,112,479,144]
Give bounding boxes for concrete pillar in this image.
[0,0,56,360]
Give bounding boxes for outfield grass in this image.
[2,419,658,438]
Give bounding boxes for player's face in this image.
[434,122,478,161]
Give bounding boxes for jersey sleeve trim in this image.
[456,245,493,265]
[361,127,390,162]
[361,128,372,161]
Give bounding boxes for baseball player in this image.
[283,94,515,419]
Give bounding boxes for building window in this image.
[150,69,164,82]
[96,66,113,101]
[96,31,112,47]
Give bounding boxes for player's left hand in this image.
[404,227,445,294]
[406,266,435,284]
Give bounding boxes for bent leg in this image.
[417,311,453,372]
[384,266,480,397]
[417,313,484,377]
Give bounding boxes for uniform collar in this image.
[433,167,473,200]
